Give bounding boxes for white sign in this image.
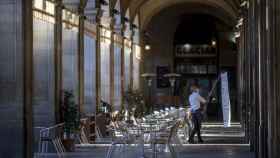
[221,72,231,127]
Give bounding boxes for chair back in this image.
[168,121,181,143]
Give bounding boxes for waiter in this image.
[188,84,207,144]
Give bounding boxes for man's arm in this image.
[198,95,207,104]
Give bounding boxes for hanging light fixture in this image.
[212,40,217,47]
[240,1,249,8]
[236,18,244,28]
[211,37,217,47]
[235,32,241,38]
[143,31,152,51]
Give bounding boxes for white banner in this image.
[221,72,231,127]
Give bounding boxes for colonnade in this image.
[238,1,280,158]
[0,0,142,157]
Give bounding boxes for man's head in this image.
[190,84,200,93]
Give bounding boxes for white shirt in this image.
[189,92,206,111]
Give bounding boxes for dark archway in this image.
[173,13,239,122]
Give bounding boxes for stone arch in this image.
[100,0,110,26]
[139,0,238,30]
[113,0,122,26]
[124,8,131,38]
[133,14,139,27]
[133,14,140,43]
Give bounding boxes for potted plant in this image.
[123,90,134,124]
[62,90,80,152]
[131,90,146,118]
[123,90,146,122]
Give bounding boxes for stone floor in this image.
[34,123,255,158]
[35,144,254,158]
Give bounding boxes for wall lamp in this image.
[145,44,151,51]
[122,17,130,23]
[112,9,120,15]
[100,0,109,6]
[212,40,217,47]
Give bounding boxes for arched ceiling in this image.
[123,0,241,29]
[144,2,237,31]
[128,0,240,17]
[62,0,241,28]
[140,0,240,29]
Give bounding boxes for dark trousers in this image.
[189,109,203,141]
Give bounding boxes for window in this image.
[100,27,111,103]
[84,34,96,114]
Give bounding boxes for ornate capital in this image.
[78,0,88,15]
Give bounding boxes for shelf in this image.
[175,54,217,58]
[178,73,217,78]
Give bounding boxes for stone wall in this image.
[142,10,179,98]
[0,0,24,157]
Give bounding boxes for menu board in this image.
[157,66,170,88]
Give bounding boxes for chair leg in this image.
[152,143,156,158]
[139,138,145,158]
[52,139,63,158]
[106,143,115,158]
[168,144,177,158]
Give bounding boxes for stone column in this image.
[95,9,102,113]
[120,23,126,111]
[54,0,63,123]
[274,0,280,156]
[247,0,257,153]
[121,23,126,109]
[139,33,145,92]
[130,28,135,90]
[23,0,33,157]
[268,0,280,157]
[0,0,33,157]
[78,0,87,114]
[110,18,116,106]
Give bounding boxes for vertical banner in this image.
[221,72,231,127]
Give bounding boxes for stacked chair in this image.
[105,107,189,158]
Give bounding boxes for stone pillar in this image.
[110,18,116,106]
[95,9,102,113]
[239,1,280,157]
[246,0,257,153]
[78,0,87,114]
[0,0,33,157]
[54,0,63,123]
[23,0,33,157]
[130,28,135,90]
[268,0,280,157]
[139,33,145,92]
[238,3,247,143]
[120,23,126,111]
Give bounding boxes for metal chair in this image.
[150,121,181,158]
[36,123,65,158]
[105,121,142,158]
